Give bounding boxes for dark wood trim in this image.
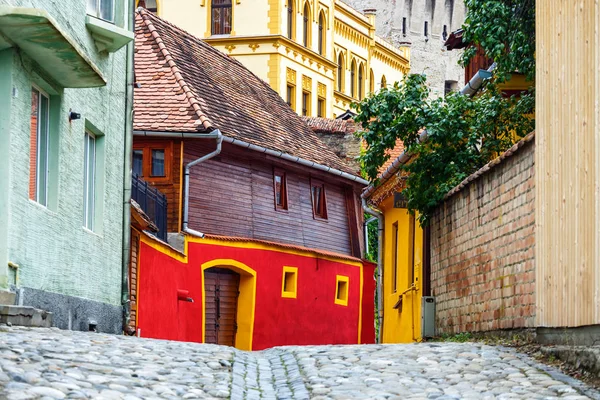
[133,140,174,184]
[273,167,289,211]
[310,177,328,221]
[344,187,361,258]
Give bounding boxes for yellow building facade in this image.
[366,174,424,343]
[139,0,410,118]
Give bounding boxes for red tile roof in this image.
[303,117,357,135]
[379,139,405,174]
[134,9,356,175]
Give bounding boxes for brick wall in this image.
[430,135,535,334]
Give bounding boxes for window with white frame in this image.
[30,87,50,206]
[83,130,97,230]
[87,0,115,22]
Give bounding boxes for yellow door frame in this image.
[201,259,256,350]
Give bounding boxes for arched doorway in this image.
[201,259,256,350]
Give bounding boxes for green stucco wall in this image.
[0,0,130,306]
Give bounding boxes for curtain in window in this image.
[212,0,232,35]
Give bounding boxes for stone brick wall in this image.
[430,135,536,334]
[341,0,466,97]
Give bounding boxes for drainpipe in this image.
[121,0,135,332]
[182,130,223,238]
[362,197,384,343]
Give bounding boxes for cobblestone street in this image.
[1,327,599,400]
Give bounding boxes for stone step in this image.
[0,305,52,328]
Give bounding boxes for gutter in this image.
[182,130,223,238]
[221,136,369,185]
[121,0,134,333]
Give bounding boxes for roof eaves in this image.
[138,8,213,132]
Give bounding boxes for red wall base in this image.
[136,236,375,350]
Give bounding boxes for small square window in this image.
[132,142,172,182]
[310,179,327,220]
[274,169,288,210]
[335,275,349,306]
[282,266,298,298]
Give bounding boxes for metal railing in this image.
[131,173,167,241]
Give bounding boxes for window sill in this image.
[27,199,57,215]
[82,226,103,238]
[86,15,133,53]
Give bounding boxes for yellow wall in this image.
[151,0,409,118]
[379,196,423,343]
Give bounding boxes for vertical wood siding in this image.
[536,0,600,327]
[185,141,357,256]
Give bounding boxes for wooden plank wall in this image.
[535,0,600,327]
[185,141,359,256]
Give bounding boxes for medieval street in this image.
[0,326,598,400]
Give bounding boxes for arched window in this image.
[358,64,364,99]
[369,69,375,93]
[350,60,356,98]
[211,0,232,35]
[287,1,294,39]
[303,3,311,47]
[381,75,387,88]
[336,52,344,92]
[318,12,326,55]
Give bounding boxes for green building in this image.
[0,0,134,333]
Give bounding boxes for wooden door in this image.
[204,268,240,346]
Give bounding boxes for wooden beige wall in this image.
[536,0,600,327]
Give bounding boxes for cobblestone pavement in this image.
[1,326,599,400]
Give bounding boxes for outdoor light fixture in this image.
[69,109,81,122]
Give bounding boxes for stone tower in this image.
[342,0,466,98]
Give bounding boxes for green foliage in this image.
[440,332,474,343]
[355,75,534,226]
[364,213,378,263]
[461,0,535,82]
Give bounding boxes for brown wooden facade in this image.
[133,138,183,233]
[132,138,365,258]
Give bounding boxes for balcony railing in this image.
[131,173,167,241]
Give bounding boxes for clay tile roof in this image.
[379,139,405,174]
[302,117,358,135]
[134,9,357,176]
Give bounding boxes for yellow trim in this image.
[201,259,256,351]
[281,266,298,298]
[268,0,281,35]
[268,54,281,92]
[205,0,236,38]
[177,142,184,232]
[136,0,162,15]
[358,262,363,343]
[335,275,349,306]
[190,236,363,267]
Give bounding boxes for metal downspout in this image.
[362,198,384,343]
[121,0,134,333]
[182,130,223,238]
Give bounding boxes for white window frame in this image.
[32,85,50,207]
[83,130,97,230]
[87,0,115,23]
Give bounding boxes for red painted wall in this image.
[360,261,376,344]
[137,239,375,349]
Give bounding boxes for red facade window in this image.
[274,169,288,210]
[211,0,232,35]
[310,179,327,219]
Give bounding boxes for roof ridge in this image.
[138,8,213,131]
[141,9,277,96]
